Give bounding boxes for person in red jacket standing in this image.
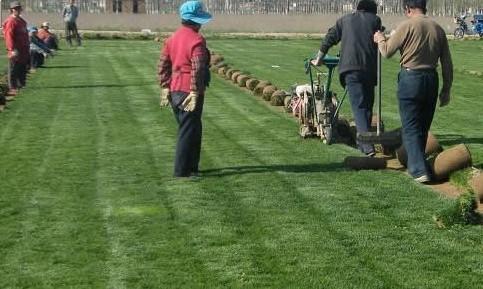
[158,0,212,178]
[2,1,29,98]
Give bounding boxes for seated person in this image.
[28,26,53,70]
[37,22,58,50]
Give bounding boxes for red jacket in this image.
[37,28,52,41]
[2,15,29,64]
[158,25,209,94]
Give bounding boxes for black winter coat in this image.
[320,11,382,86]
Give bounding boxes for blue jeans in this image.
[170,91,204,177]
[397,68,438,178]
[344,71,375,154]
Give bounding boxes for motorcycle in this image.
[454,14,483,39]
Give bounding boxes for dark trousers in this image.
[44,37,58,50]
[170,91,204,177]
[397,68,438,178]
[344,71,375,154]
[65,22,81,46]
[8,60,28,90]
[31,52,45,69]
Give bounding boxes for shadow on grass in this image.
[201,162,344,177]
[38,83,154,89]
[42,65,85,69]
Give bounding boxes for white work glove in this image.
[159,88,171,107]
[9,49,18,60]
[182,91,198,112]
[310,51,325,66]
[439,90,450,107]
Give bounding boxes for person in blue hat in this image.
[158,1,212,178]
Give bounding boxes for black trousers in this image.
[31,52,45,69]
[344,71,376,154]
[170,91,204,177]
[8,60,28,90]
[65,22,81,46]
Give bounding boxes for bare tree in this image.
[4,0,483,15]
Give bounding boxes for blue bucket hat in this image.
[179,1,212,25]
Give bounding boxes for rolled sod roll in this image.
[237,74,250,87]
[231,71,242,82]
[344,156,387,170]
[210,55,224,65]
[432,144,472,181]
[470,172,483,203]
[214,62,228,69]
[225,68,239,80]
[254,81,271,96]
[218,66,228,75]
[262,85,277,101]
[246,78,260,91]
[284,95,292,109]
[396,132,443,167]
[270,90,286,106]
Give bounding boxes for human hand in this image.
[8,49,18,60]
[310,51,325,66]
[373,31,385,43]
[182,91,198,112]
[159,88,171,107]
[439,90,450,107]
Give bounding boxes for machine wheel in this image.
[454,28,464,39]
[322,125,333,145]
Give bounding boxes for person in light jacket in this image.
[62,0,81,46]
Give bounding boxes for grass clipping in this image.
[434,191,481,228]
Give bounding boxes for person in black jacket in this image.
[312,0,382,156]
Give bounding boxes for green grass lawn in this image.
[0,40,481,289]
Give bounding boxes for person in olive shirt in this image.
[312,0,382,156]
[374,0,453,183]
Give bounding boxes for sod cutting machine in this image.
[289,52,401,150]
[291,54,347,144]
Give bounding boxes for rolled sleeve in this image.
[158,43,172,88]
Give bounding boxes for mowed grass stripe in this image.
[89,44,222,287]
[187,77,439,287]
[0,40,481,289]
[0,51,109,288]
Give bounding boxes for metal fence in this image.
[2,0,483,16]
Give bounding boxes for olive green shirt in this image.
[378,15,453,92]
